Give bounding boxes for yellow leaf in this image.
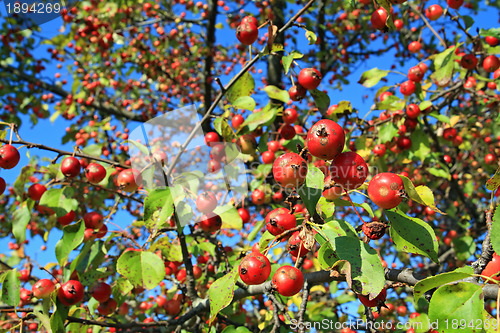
[310,285,326,293]
[450,115,461,127]
[291,294,302,307]
[44,262,59,271]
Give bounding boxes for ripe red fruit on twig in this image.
[196,191,218,214]
[358,287,387,308]
[199,213,222,233]
[116,169,142,192]
[61,156,81,178]
[58,280,84,306]
[85,163,107,184]
[273,152,308,189]
[32,279,55,299]
[265,207,296,236]
[91,282,112,302]
[239,252,271,285]
[272,265,304,296]
[370,8,388,31]
[236,22,258,45]
[330,152,368,190]
[28,184,47,201]
[0,144,20,169]
[368,173,405,209]
[306,119,345,160]
[298,68,322,90]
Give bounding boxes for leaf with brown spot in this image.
[387,208,439,264]
[209,261,241,325]
[486,165,500,191]
[330,260,352,286]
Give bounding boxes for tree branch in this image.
[0,138,129,169]
[165,0,316,178]
[0,64,143,122]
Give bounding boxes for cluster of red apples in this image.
[236,111,406,299]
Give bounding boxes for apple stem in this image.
[294,239,303,268]
[9,124,13,145]
[38,264,61,285]
[344,190,366,225]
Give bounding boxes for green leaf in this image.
[82,144,102,157]
[378,122,399,143]
[33,303,52,333]
[13,165,35,197]
[322,219,358,239]
[428,111,450,125]
[227,72,255,104]
[221,326,252,333]
[282,51,303,74]
[263,86,290,103]
[112,277,134,305]
[12,200,35,243]
[325,236,385,298]
[386,209,439,263]
[209,262,240,325]
[399,175,445,214]
[376,95,405,111]
[70,241,107,275]
[259,231,275,253]
[128,140,150,156]
[143,188,174,231]
[55,221,85,266]
[50,299,69,333]
[282,135,305,153]
[410,130,431,162]
[479,28,500,39]
[297,166,323,216]
[116,250,165,289]
[489,204,500,255]
[248,220,265,242]
[310,89,330,114]
[409,312,431,333]
[232,96,256,111]
[343,0,355,10]
[215,117,237,142]
[39,187,79,218]
[334,101,352,114]
[418,100,433,111]
[428,282,484,333]
[213,205,243,230]
[79,268,111,287]
[452,236,476,261]
[316,197,335,219]
[430,46,457,87]
[428,166,451,180]
[413,266,474,302]
[0,269,20,306]
[317,242,339,270]
[358,68,389,88]
[460,15,474,30]
[150,237,183,262]
[486,166,500,191]
[305,30,317,45]
[241,104,279,131]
